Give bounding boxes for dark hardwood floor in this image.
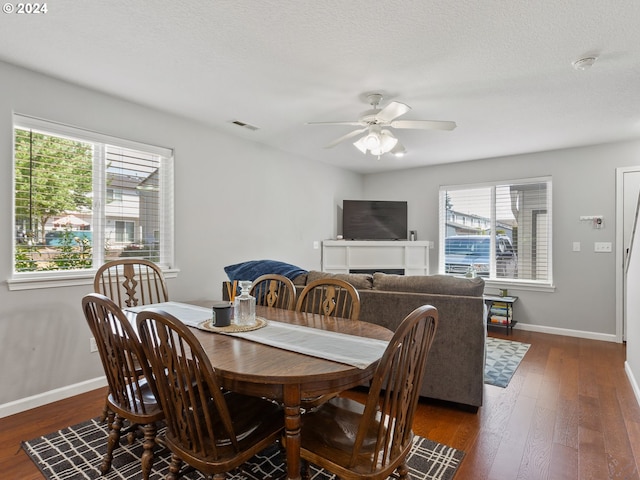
[1,329,639,479]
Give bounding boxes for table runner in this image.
[125,302,388,369]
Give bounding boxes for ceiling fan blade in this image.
[324,127,368,148]
[390,119,457,131]
[306,121,364,126]
[375,101,411,123]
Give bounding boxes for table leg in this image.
[283,384,302,480]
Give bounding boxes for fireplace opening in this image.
[349,268,405,276]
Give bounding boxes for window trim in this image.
[438,176,553,289]
[9,113,175,290]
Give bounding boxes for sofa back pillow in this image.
[373,272,484,296]
[306,270,374,289]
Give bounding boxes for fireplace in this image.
[322,240,431,276]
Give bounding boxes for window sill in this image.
[6,268,179,291]
[482,278,555,293]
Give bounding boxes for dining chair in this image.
[135,308,284,480]
[250,274,297,310]
[93,258,169,422]
[295,278,361,320]
[94,258,169,308]
[81,293,164,480]
[296,304,439,480]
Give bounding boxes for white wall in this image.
[363,142,640,338]
[0,61,362,410]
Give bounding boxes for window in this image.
[12,114,174,283]
[439,177,552,285]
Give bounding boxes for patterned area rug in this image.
[23,418,464,480]
[484,336,531,388]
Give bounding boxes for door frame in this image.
[615,166,640,343]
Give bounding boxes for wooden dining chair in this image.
[250,274,297,310]
[81,293,164,480]
[295,278,361,320]
[135,308,284,480]
[93,258,169,422]
[296,305,439,480]
[94,258,168,308]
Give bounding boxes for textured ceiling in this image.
[2,0,640,173]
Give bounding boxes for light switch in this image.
[573,242,581,252]
[594,242,612,253]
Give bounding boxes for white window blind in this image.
[439,177,552,285]
[12,114,174,278]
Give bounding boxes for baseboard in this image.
[625,361,640,409]
[0,376,107,419]
[513,322,618,343]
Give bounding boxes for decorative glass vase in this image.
[233,280,256,326]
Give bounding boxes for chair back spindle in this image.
[295,278,360,320]
[94,259,168,308]
[250,274,296,310]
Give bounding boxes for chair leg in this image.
[100,397,110,422]
[301,459,311,480]
[396,460,409,480]
[140,423,157,480]
[167,453,183,480]
[101,414,122,474]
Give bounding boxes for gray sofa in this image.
[292,271,486,410]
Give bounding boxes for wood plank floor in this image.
[1,329,639,479]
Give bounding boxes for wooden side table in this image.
[484,295,518,335]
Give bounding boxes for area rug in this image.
[23,418,464,480]
[484,336,531,388]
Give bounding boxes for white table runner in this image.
[126,302,388,369]
[125,301,212,326]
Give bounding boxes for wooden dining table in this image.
[185,302,394,480]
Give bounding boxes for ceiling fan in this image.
[307,93,456,157]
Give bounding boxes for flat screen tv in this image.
[342,200,408,240]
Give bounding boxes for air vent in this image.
[230,120,259,131]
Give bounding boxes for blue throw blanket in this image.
[224,260,308,283]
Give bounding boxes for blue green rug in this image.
[484,337,530,387]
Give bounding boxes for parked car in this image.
[444,235,517,278]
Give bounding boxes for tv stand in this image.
[322,240,431,276]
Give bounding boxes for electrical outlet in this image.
[90,337,98,353]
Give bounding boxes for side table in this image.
[483,295,518,335]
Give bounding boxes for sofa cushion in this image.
[306,270,373,289]
[373,272,484,296]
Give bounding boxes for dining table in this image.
[135,301,394,480]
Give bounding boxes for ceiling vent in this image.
[230,120,259,131]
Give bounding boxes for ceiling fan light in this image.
[363,132,381,150]
[353,136,369,154]
[378,131,398,153]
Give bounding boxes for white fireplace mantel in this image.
[322,240,431,276]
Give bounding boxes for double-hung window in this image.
[439,177,552,287]
[11,114,174,288]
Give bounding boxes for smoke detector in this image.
[572,56,597,71]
